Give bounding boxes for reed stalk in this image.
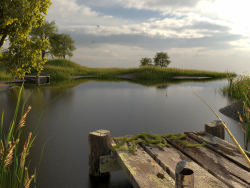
[193,92,250,168]
[0,82,62,188]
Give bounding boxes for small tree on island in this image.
[153,52,171,67]
[139,57,153,67]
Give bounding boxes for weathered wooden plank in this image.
[165,134,250,187]
[111,138,175,188]
[185,131,250,172]
[100,155,122,173]
[136,137,229,188]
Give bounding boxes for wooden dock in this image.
[24,74,50,86]
[88,120,250,187]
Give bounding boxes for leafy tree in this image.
[48,33,77,59]
[153,52,171,67]
[139,57,153,67]
[28,19,59,59]
[0,0,52,79]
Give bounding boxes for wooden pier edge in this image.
[88,129,111,177]
[88,120,228,184]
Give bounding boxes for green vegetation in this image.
[216,71,250,150]
[0,0,52,79]
[0,83,61,188]
[28,19,77,60]
[111,132,206,153]
[140,52,171,67]
[0,57,238,82]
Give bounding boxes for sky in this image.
[2,0,250,76]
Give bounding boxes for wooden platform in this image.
[89,121,250,188]
[107,131,250,187]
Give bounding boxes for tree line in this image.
[0,0,76,79]
[139,52,171,68]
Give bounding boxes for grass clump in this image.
[0,83,62,188]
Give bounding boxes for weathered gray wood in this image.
[100,155,122,173]
[186,131,250,172]
[111,138,175,188]
[136,137,229,188]
[88,129,111,177]
[165,134,250,187]
[205,120,225,140]
[36,75,40,86]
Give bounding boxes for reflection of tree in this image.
[3,85,74,112]
[156,85,169,89]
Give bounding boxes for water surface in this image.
[0,76,248,188]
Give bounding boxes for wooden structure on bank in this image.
[24,74,50,86]
[89,120,250,188]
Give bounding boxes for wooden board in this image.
[136,138,229,188]
[185,131,250,172]
[165,132,250,187]
[111,138,175,188]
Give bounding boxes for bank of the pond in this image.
[0,58,238,81]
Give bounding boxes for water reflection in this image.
[0,76,248,188]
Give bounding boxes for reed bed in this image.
[218,71,250,150]
[0,83,61,187]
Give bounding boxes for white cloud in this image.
[2,0,250,74]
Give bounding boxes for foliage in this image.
[153,52,171,67]
[27,19,59,59]
[0,0,52,79]
[139,57,153,67]
[48,33,77,59]
[237,84,250,151]
[0,83,62,187]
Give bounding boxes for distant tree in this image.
[28,19,60,59]
[139,57,153,67]
[0,0,52,79]
[49,33,77,59]
[153,52,171,67]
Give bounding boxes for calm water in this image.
[0,76,248,188]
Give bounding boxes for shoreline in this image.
[0,72,214,92]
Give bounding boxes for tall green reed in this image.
[237,82,250,151]
[0,82,62,188]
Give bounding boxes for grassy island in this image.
[0,57,239,80]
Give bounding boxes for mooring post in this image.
[47,74,50,85]
[89,129,111,177]
[36,75,40,86]
[204,120,225,140]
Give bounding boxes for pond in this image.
[0,76,248,188]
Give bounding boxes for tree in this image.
[0,0,52,79]
[28,19,59,59]
[48,33,77,59]
[139,57,153,67]
[153,52,171,67]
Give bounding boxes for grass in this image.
[0,57,238,81]
[0,83,62,187]
[216,71,250,151]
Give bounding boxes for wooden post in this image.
[205,120,225,140]
[36,75,40,86]
[89,129,111,177]
[47,74,50,85]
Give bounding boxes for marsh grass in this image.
[0,82,62,188]
[0,57,238,81]
[217,70,250,150]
